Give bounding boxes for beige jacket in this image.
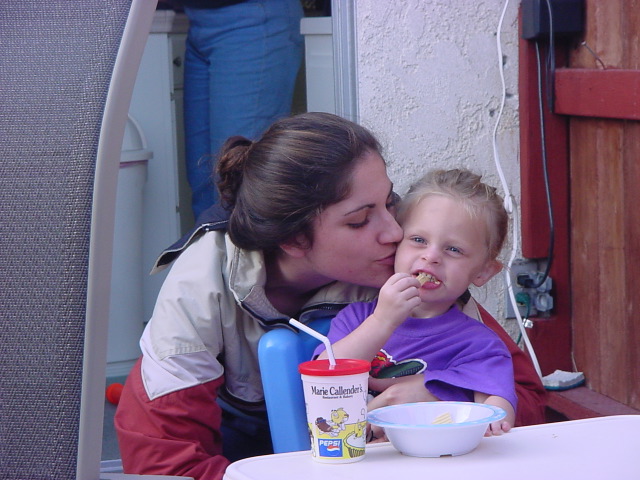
[139,230,378,408]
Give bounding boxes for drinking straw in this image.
[289,318,337,367]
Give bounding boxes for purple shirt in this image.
[315,302,517,411]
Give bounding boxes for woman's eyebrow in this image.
[343,203,374,216]
[343,185,395,217]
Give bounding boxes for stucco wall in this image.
[354,0,521,331]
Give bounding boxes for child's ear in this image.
[471,260,503,287]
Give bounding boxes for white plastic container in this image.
[106,115,153,378]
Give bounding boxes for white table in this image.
[224,415,640,480]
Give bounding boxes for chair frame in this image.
[258,318,331,453]
[80,2,158,477]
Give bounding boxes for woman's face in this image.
[303,150,403,288]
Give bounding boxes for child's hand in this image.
[372,273,422,328]
[368,374,439,411]
[367,424,388,443]
[484,420,511,436]
[474,394,515,436]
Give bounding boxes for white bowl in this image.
[367,401,506,457]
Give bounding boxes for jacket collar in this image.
[152,202,229,273]
[224,234,379,328]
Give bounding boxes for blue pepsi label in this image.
[318,438,343,457]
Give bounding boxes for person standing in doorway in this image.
[168,0,304,220]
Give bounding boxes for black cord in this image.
[544,0,556,112]
[532,40,555,290]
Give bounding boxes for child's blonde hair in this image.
[397,168,508,261]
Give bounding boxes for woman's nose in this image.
[380,211,403,244]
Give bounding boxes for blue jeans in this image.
[183,0,303,220]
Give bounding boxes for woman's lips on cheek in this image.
[377,253,396,266]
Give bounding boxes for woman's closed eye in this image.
[347,215,369,229]
[347,193,399,229]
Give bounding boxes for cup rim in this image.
[299,358,370,376]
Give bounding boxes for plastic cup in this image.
[299,358,370,463]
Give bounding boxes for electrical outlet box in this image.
[522,0,585,41]
[505,259,554,318]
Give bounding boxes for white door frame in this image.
[331,0,358,121]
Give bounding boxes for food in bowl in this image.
[431,411,453,424]
[367,401,506,457]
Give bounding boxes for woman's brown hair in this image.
[216,112,383,251]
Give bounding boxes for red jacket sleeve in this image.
[114,357,230,480]
[476,303,548,426]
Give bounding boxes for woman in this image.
[171,0,304,218]
[115,113,545,480]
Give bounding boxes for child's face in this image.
[395,195,501,317]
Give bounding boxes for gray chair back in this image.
[0,1,156,478]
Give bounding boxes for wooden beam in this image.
[518,10,573,375]
[546,386,640,420]
[555,68,640,120]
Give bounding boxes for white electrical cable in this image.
[493,0,542,378]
